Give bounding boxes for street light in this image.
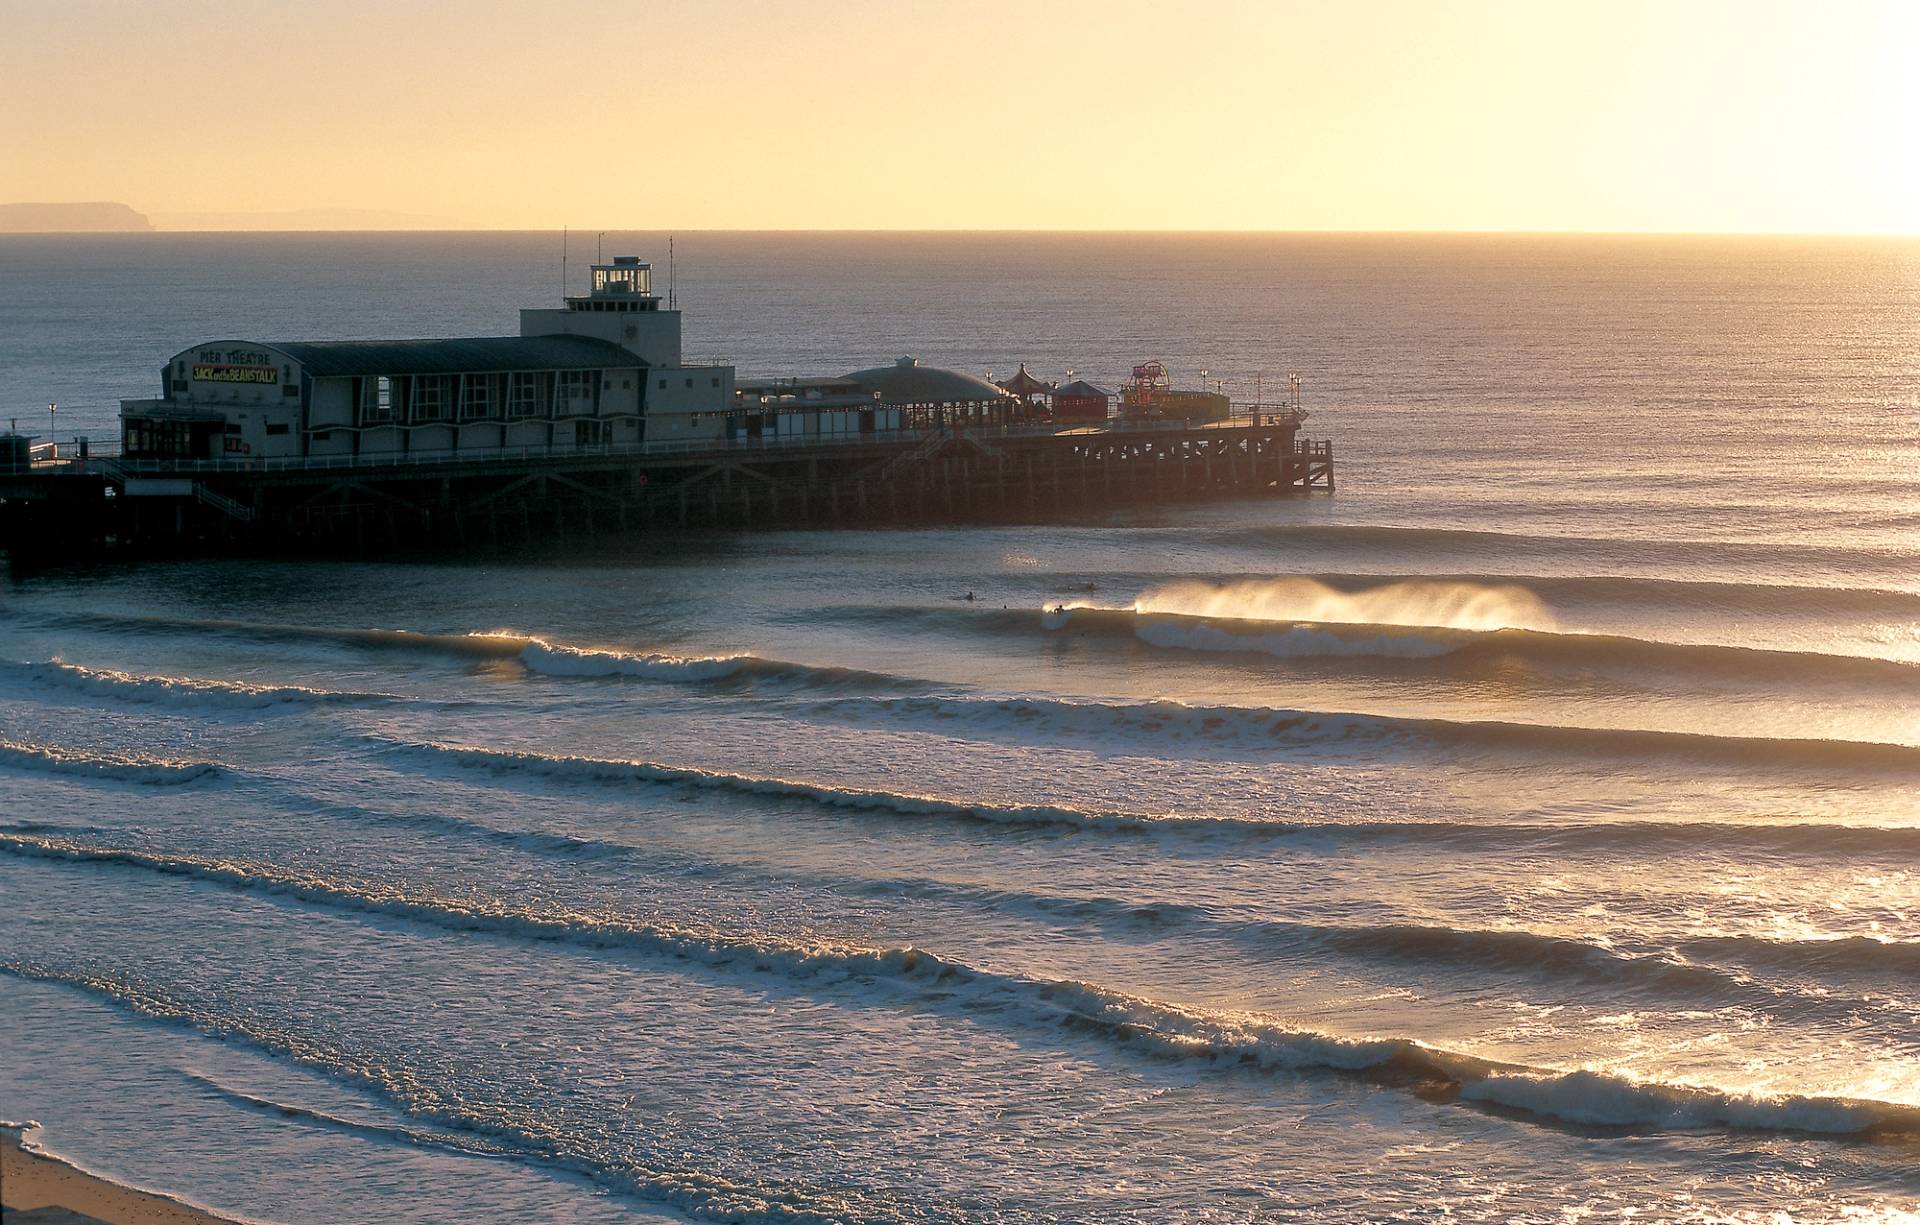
[48,402,56,459]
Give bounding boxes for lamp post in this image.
[48,402,56,460]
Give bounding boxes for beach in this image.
[3,1125,240,1225]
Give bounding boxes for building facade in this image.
[1051,379,1113,423]
[843,356,1026,429]
[730,377,899,441]
[120,257,734,461]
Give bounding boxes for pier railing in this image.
[22,413,1312,479]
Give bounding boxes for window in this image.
[413,375,451,422]
[657,378,667,390]
[313,430,332,441]
[462,374,494,420]
[171,380,187,393]
[557,370,597,408]
[510,372,545,417]
[364,376,394,424]
[622,379,631,389]
[685,378,693,389]
[266,423,290,435]
[283,383,299,396]
[710,377,720,388]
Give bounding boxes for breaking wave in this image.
[803,692,1920,775]
[231,785,1912,1006]
[0,739,222,785]
[3,965,913,1224]
[363,734,1920,848]
[1038,605,1920,684]
[1133,576,1559,632]
[517,640,749,681]
[2,612,902,692]
[6,837,1917,1142]
[365,735,1157,831]
[515,641,904,690]
[0,658,392,710]
[284,748,1920,865]
[175,1068,541,1165]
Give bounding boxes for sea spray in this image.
[1133,576,1560,633]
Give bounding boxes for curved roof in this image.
[1054,380,1112,399]
[255,336,644,378]
[844,356,1013,406]
[999,363,1053,396]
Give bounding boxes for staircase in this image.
[194,483,257,522]
[873,430,952,482]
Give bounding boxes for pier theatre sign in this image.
[192,347,279,384]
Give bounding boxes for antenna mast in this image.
[561,226,568,299]
[668,236,676,310]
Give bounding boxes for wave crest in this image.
[368,736,1153,830]
[808,692,1920,776]
[517,640,747,681]
[0,739,221,785]
[0,658,389,710]
[6,836,1916,1142]
[1134,576,1559,632]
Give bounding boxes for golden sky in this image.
[2,0,1915,232]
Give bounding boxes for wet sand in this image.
[2,1127,243,1225]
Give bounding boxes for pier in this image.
[2,417,1332,565]
[1,252,1335,568]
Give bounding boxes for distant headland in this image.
[1,201,153,232]
[1,201,461,232]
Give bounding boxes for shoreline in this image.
[2,1123,246,1225]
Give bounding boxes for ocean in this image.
[1,231,1917,1223]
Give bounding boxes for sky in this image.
[2,0,1915,233]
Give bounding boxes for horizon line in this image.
[6,226,1917,239]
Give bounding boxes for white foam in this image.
[8,835,1915,1143]
[0,739,222,785]
[1,658,386,710]
[518,640,747,681]
[1459,1068,1910,1135]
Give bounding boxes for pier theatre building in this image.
[120,258,737,461]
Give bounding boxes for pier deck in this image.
[2,420,1333,564]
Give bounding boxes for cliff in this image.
[0,202,155,232]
